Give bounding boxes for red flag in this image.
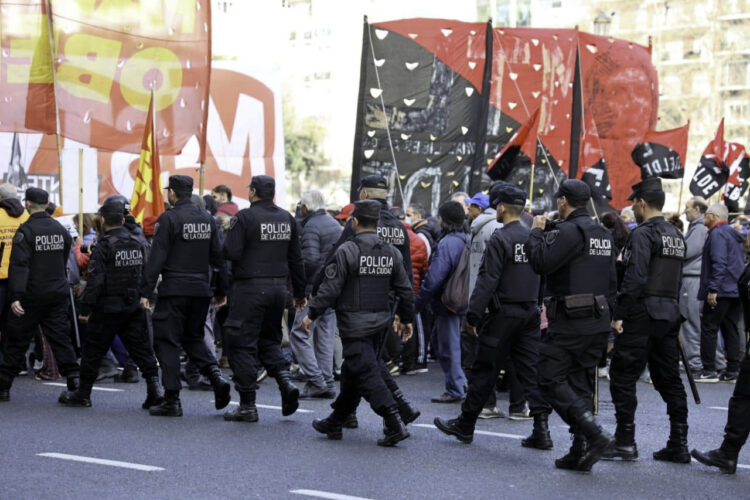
[689,119,727,198]
[130,92,164,223]
[578,108,611,203]
[487,108,541,177]
[722,143,750,213]
[631,123,690,179]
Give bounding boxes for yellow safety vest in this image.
[0,208,29,279]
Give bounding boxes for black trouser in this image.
[331,332,397,417]
[721,352,750,456]
[80,309,159,386]
[0,298,78,379]
[609,305,688,426]
[537,327,607,426]
[223,282,288,393]
[152,296,217,392]
[462,303,550,421]
[701,297,741,373]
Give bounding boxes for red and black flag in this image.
[689,119,727,198]
[631,123,689,179]
[578,107,611,206]
[722,143,750,213]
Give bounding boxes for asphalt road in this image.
[0,366,747,499]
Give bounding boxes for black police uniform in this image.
[59,217,164,409]
[309,211,415,446]
[692,351,750,473]
[140,176,229,416]
[0,189,77,401]
[606,181,689,463]
[221,187,306,421]
[525,181,617,472]
[435,185,551,447]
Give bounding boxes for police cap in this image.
[166,175,193,193]
[98,196,126,217]
[490,183,527,207]
[249,175,275,199]
[24,187,48,204]
[554,179,591,204]
[352,199,381,221]
[358,174,389,191]
[627,176,663,201]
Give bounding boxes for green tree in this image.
[284,98,328,177]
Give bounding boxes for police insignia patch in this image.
[545,230,559,245]
[325,263,337,279]
[13,231,23,243]
[229,216,238,230]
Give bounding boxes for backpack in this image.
[441,236,471,313]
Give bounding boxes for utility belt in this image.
[234,276,287,286]
[489,293,536,313]
[162,271,208,280]
[102,288,139,305]
[544,293,608,321]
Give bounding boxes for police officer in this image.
[305,200,415,446]
[525,179,616,472]
[221,175,306,422]
[0,187,77,402]
[58,196,164,409]
[435,184,552,449]
[605,177,690,463]
[103,194,149,249]
[140,175,230,417]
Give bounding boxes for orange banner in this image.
[48,0,210,155]
[0,0,56,134]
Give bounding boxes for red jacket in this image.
[405,222,428,296]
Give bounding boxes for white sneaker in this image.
[478,407,506,419]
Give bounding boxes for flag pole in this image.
[199,0,212,196]
[44,0,64,206]
[78,149,83,238]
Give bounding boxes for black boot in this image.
[275,370,299,416]
[142,376,165,409]
[434,415,475,444]
[653,422,690,463]
[0,374,12,402]
[691,448,737,474]
[602,422,638,461]
[392,388,420,425]
[224,391,258,422]
[149,389,183,417]
[208,369,231,410]
[66,376,79,391]
[555,434,587,470]
[343,412,358,429]
[521,413,554,450]
[378,406,410,446]
[575,411,614,472]
[312,411,345,440]
[58,379,93,408]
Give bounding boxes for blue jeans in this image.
[434,313,466,398]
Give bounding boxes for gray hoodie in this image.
[469,209,502,292]
[683,214,707,277]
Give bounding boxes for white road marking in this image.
[43,383,123,393]
[214,400,314,414]
[290,489,373,500]
[414,423,525,440]
[709,406,729,411]
[37,453,164,472]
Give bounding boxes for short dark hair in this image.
[171,188,192,201]
[692,198,708,214]
[355,214,378,229]
[565,196,588,209]
[407,203,426,219]
[501,203,523,217]
[44,202,56,215]
[636,191,665,211]
[253,185,275,200]
[103,212,124,227]
[212,184,232,201]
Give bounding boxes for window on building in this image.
[727,102,750,124]
[724,60,750,88]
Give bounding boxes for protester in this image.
[0,184,28,368]
[212,184,239,217]
[697,203,744,382]
[416,201,470,403]
[407,203,441,257]
[290,190,341,398]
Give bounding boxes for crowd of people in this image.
[0,172,748,474]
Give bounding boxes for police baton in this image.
[378,297,401,360]
[593,366,599,415]
[679,336,701,405]
[69,285,81,352]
